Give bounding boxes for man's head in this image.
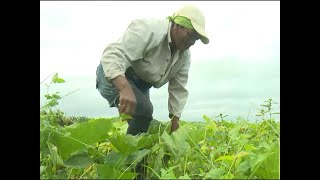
[169,4,209,52]
[170,22,201,52]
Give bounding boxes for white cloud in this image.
[40,1,280,80]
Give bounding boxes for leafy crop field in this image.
[40,74,280,179]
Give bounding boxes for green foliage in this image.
[64,154,93,169]
[52,73,66,83]
[41,110,280,179]
[49,118,113,159]
[256,98,280,121]
[95,164,137,179]
[119,113,133,121]
[40,73,280,179]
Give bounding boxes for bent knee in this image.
[136,99,153,117]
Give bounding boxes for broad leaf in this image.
[110,134,139,155]
[49,118,113,159]
[64,154,93,169]
[104,152,127,165]
[95,164,136,179]
[126,149,150,164]
[161,127,190,157]
[204,168,225,179]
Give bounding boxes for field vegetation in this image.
[40,73,280,179]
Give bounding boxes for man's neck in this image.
[169,42,176,57]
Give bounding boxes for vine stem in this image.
[40,72,55,84]
[79,164,93,179]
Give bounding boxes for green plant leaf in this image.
[254,141,280,179]
[147,119,166,134]
[52,73,65,83]
[236,151,250,158]
[161,127,190,157]
[202,115,211,123]
[40,166,46,175]
[137,133,159,149]
[236,160,251,173]
[96,164,118,179]
[64,154,93,169]
[110,134,139,155]
[95,164,136,179]
[204,168,225,179]
[215,155,236,162]
[125,149,150,164]
[119,113,132,121]
[46,141,64,167]
[178,174,191,179]
[160,166,177,179]
[49,118,113,159]
[104,152,127,165]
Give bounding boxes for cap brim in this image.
[192,22,209,44]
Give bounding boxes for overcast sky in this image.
[40,1,280,122]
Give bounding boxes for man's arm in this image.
[100,19,153,115]
[168,57,191,133]
[111,76,136,116]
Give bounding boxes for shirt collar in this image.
[167,21,173,49]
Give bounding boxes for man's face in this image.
[173,26,201,52]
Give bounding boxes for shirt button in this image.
[160,74,164,77]
[166,59,169,62]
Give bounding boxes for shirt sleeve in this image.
[168,56,191,118]
[100,19,153,81]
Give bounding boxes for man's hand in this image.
[112,76,136,115]
[118,85,136,115]
[170,115,180,134]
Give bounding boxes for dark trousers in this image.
[116,68,152,179]
[96,65,152,179]
[122,67,153,135]
[96,65,154,135]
